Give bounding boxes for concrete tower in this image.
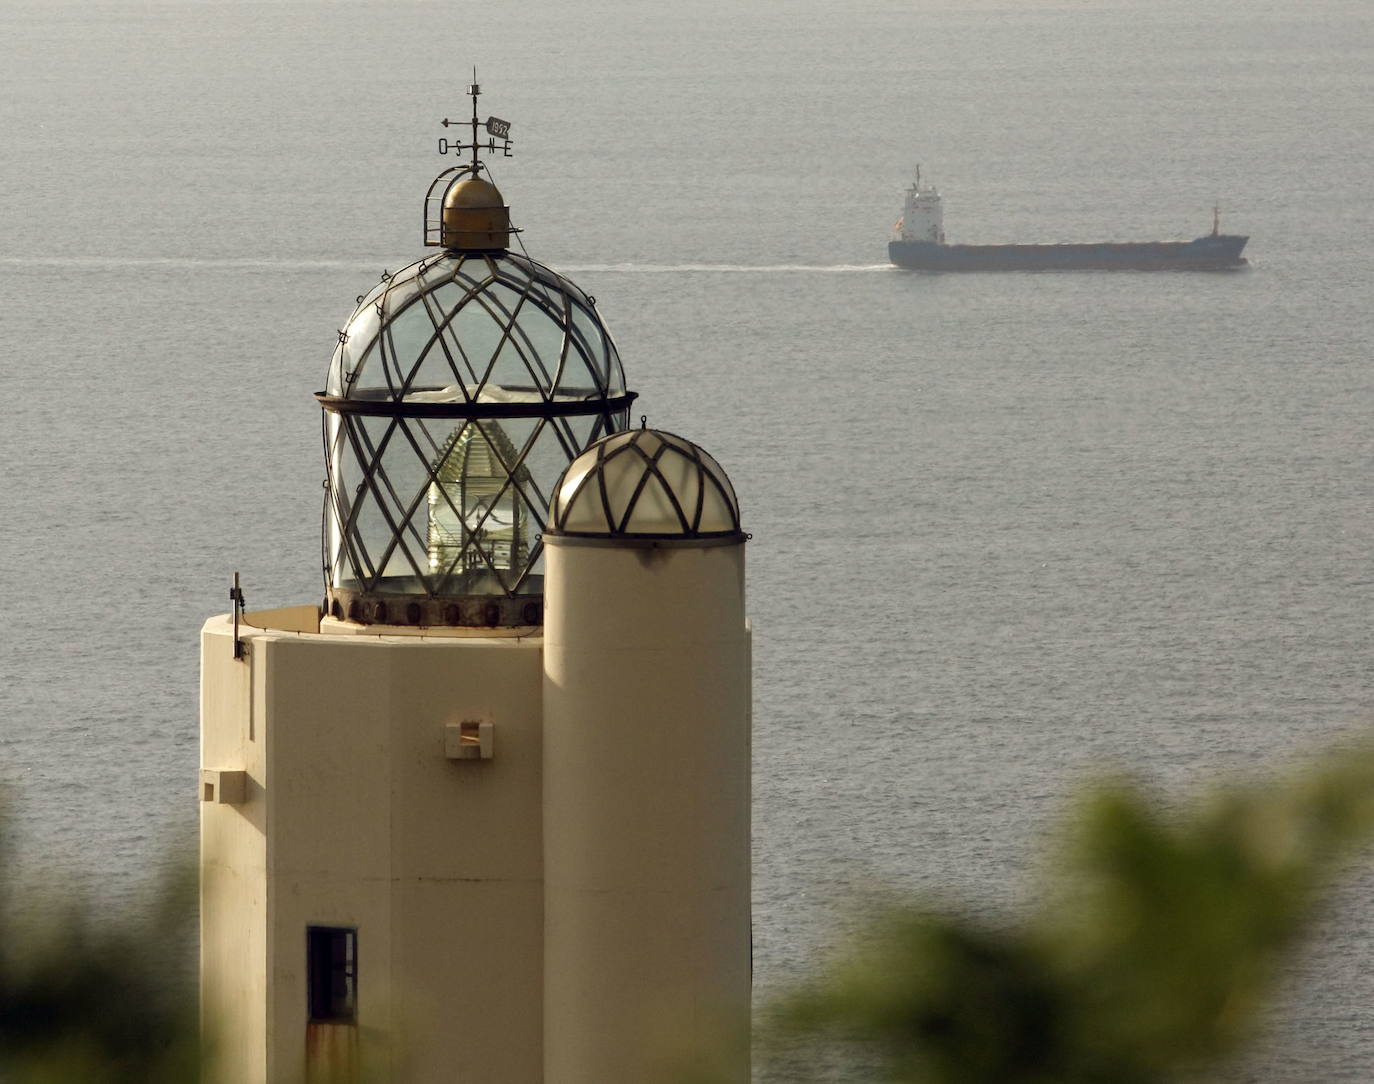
[543,429,751,1083]
[199,87,751,1084]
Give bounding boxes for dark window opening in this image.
[307,926,357,1023]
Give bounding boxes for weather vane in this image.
[437,71,513,172]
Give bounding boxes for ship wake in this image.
[561,262,893,274]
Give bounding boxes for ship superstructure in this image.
[895,169,945,244]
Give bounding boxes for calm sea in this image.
[3,0,1372,1077]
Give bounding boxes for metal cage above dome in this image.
[424,166,520,250]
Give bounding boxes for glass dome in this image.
[324,250,624,404]
[548,428,742,540]
[318,249,636,627]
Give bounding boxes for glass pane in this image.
[341,416,398,587]
[650,445,702,528]
[410,416,462,466]
[517,544,546,592]
[416,255,457,295]
[509,304,567,395]
[427,279,465,314]
[327,342,346,396]
[696,447,739,529]
[377,419,442,587]
[406,338,467,403]
[604,346,627,399]
[554,456,603,533]
[325,414,357,579]
[623,473,686,534]
[697,482,738,533]
[340,487,386,588]
[356,277,390,313]
[566,303,612,395]
[468,286,533,397]
[598,433,647,529]
[443,299,504,397]
[514,419,572,525]
[383,301,441,394]
[376,264,427,317]
[339,417,425,592]
[555,413,599,459]
[341,297,382,379]
[482,280,527,322]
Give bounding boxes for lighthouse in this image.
[199,85,751,1084]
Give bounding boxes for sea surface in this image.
[3,0,1373,1078]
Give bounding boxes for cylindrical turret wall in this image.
[542,538,751,1084]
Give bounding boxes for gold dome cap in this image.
[439,170,510,251]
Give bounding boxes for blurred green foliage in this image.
[0,817,200,1084]
[768,740,1374,1083]
[4,740,1373,1083]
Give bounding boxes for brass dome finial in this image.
[425,76,518,251]
[439,169,510,251]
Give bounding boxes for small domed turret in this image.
[547,427,742,540]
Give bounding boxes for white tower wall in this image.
[201,617,545,1084]
[542,540,752,1084]
[201,629,270,1081]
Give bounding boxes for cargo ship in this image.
[888,172,1248,272]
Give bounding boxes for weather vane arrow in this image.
[437,73,514,169]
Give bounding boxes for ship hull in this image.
[889,234,1248,272]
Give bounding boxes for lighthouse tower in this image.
[199,86,751,1084]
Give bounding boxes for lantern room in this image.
[316,90,635,629]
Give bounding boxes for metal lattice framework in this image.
[548,428,742,541]
[318,250,635,627]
